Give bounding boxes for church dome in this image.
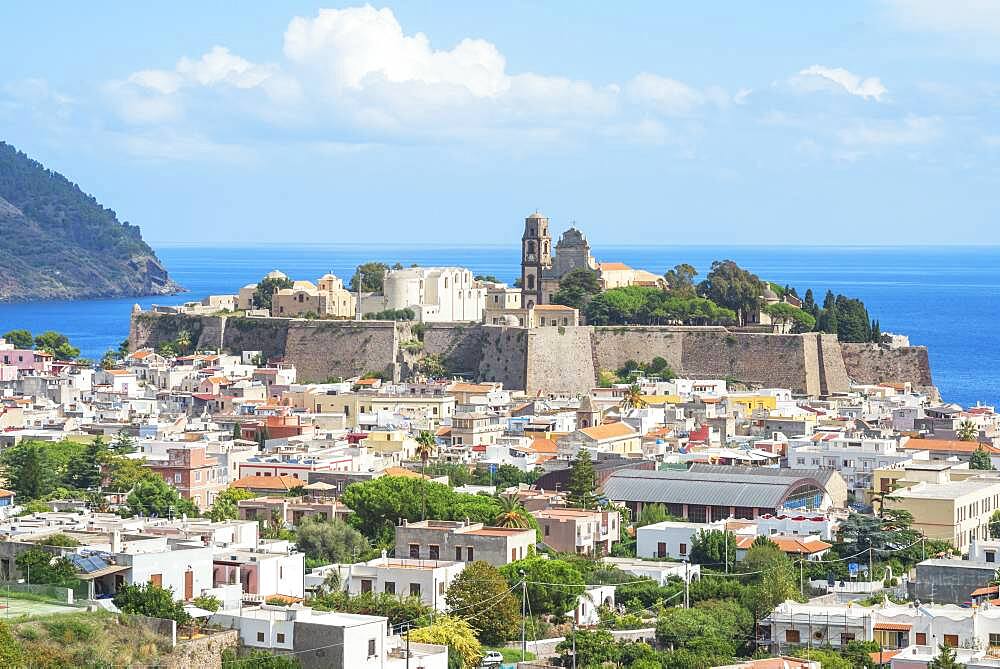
[526,211,547,220]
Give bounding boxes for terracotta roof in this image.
[599,262,631,271]
[904,438,1000,454]
[0,489,14,497]
[533,304,576,311]
[435,427,452,437]
[106,369,133,376]
[355,378,379,386]
[873,623,911,632]
[529,438,557,454]
[129,350,154,360]
[579,421,638,441]
[869,650,900,664]
[735,535,831,554]
[384,467,431,480]
[449,382,495,393]
[467,527,534,537]
[971,585,999,597]
[231,475,303,491]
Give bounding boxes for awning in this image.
[75,565,130,580]
[303,481,336,491]
[184,605,215,618]
[874,623,912,632]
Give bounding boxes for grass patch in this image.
[486,647,536,662]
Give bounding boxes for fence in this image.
[0,581,80,604]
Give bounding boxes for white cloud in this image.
[838,115,941,146]
[792,66,887,101]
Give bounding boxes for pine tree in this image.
[232,422,242,440]
[566,451,598,509]
[818,290,838,335]
[928,644,965,669]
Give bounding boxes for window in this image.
[944,634,958,647]
[277,633,285,643]
[512,548,517,562]
[916,632,926,645]
[361,579,373,593]
[544,525,551,536]
[657,542,666,558]
[174,473,182,483]
[429,545,439,560]
[368,639,377,657]
[149,574,162,587]
[385,581,395,594]
[466,547,474,561]
[194,471,200,482]
[785,630,800,643]
[409,544,420,559]
[410,583,421,597]
[456,547,463,561]
[988,551,996,563]
[679,543,687,556]
[257,631,265,642]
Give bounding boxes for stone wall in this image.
[167,629,239,669]
[129,312,935,395]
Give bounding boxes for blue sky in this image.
[3,1,1000,245]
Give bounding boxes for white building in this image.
[787,433,925,494]
[319,556,465,611]
[372,267,486,322]
[212,604,449,669]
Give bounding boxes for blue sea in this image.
[0,245,994,408]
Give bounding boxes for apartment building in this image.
[532,508,619,555]
[395,520,535,566]
[318,557,465,611]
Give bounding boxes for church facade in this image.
[520,211,661,309]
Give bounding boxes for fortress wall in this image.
[221,317,290,360]
[840,343,934,393]
[679,330,811,392]
[591,326,691,376]
[129,312,935,396]
[525,326,596,395]
[282,320,398,382]
[478,326,530,391]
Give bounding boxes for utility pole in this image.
[684,559,690,609]
[571,622,577,669]
[520,570,527,661]
[725,534,729,575]
[405,624,411,669]
[869,547,874,587]
[800,558,804,597]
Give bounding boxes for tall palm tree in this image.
[619,384,647,413]
[415,430,436,521]
[494,493,531,529]
[957,419,979,442]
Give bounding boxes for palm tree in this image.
[619,384,647,413]
[415,430,436,521]
[494,493,530,529]
[957,419,979,442]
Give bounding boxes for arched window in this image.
[527,240,536,255]
[526,275,535,290]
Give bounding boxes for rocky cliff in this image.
[0,142,181,301]
[130,312,935,396]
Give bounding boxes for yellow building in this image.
[881,468,1000,550]
[271,274,356,319]
[558,421,642,459]
[724,393,778,417]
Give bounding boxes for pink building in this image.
[147,445,226,510]
[0,348,52,374]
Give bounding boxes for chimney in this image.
[110,530,122,554]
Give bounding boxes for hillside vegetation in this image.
[0,141,181,301]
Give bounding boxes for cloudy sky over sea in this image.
[4,2,1000,244]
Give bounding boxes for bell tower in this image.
[521,211,552,309]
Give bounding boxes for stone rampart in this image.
[129,312,934,394]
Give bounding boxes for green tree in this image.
[100,349,118,369]
[125,476,198,518]
[566,451,597,510]
[206,487,256,521]
[636,503,676,528]
[501,556,585,618]
[16,548,79,586]
[763,302,816,333]
[192,594,222,612]
[111,430,136,454]
[971,444,993,470]
[552,268,602,311]
[295,516,371,564]
[113,582,190,624]
[697,260,764,326]
[958,420,980,442]
[689,529,737,567]
[1,441,58,500]
[105,454,151,492]
[407,616,482,669]
[474,274,500,283]
[350,262,390,293]
[990,510,1000,539]
[308,590,431,627]
[415,430,436,520]
[818,290,839,335]
[252,274,294,310]
[663,263,698,298]
[222,648,301,669]
[0,621,24,668]
[494,493,531,529]
[927,644,965,669]
[232,422,242,441]
[619,384,647,412]
[834,294,873,342]
[446,561,520,645]
[33,331,80,360]
[742,545,797,609]
[2,329,33,349]
[66,437,109,490]
[793,648,854,669]
[555,629,619,669]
